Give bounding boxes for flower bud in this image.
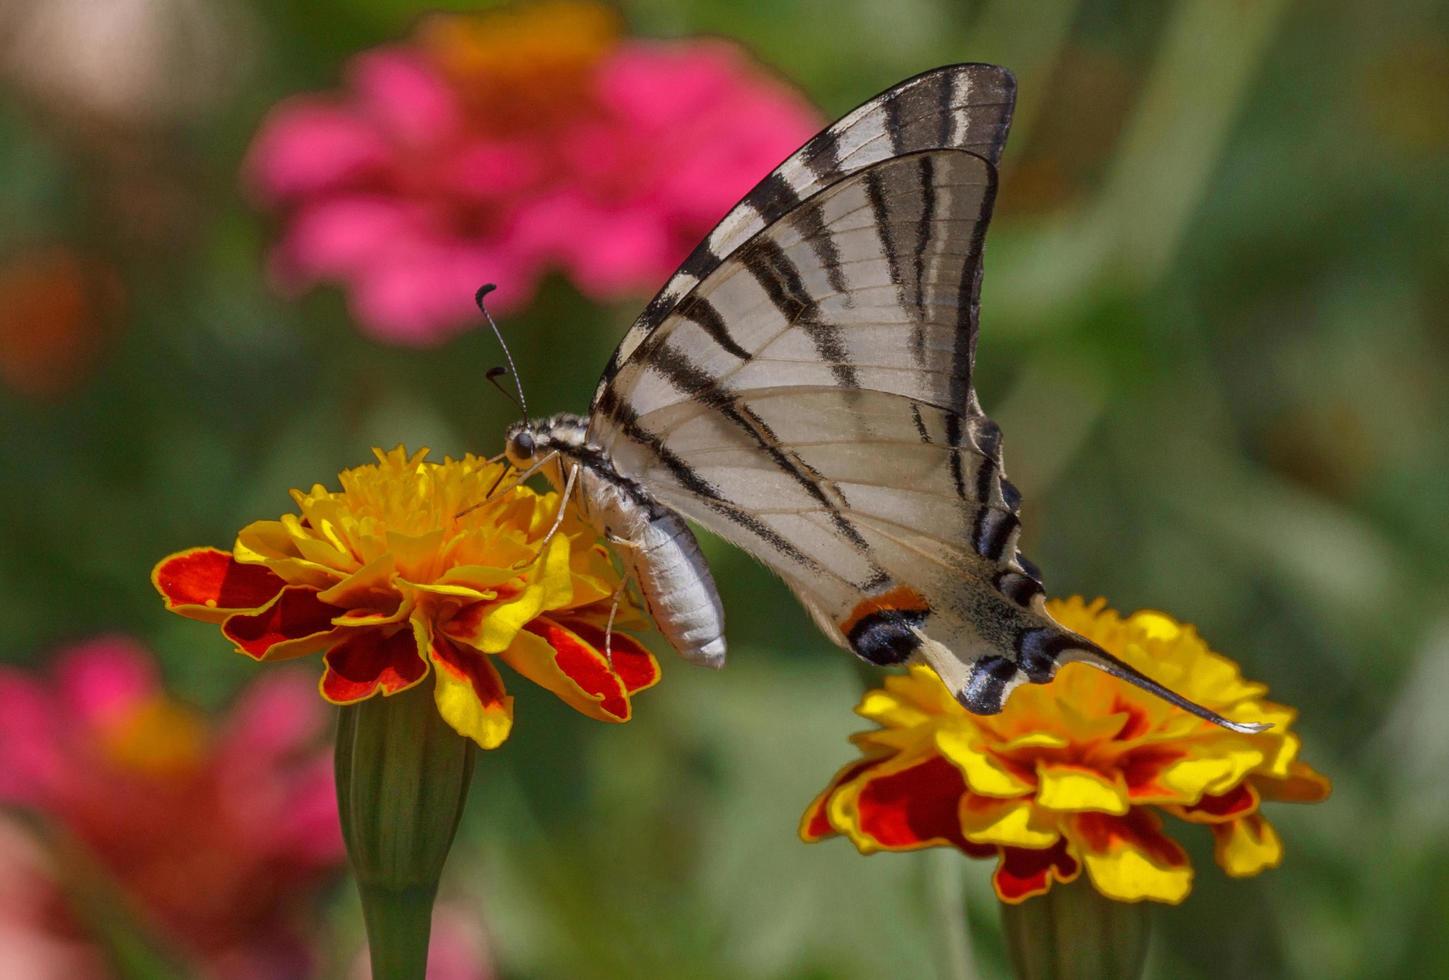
[335,680,475,979]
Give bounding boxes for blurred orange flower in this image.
[153,446,659,749]
[802,597,1330,904]
[0,246,122,399]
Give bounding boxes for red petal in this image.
[319,628,426,703]
[153,548,285,618]
[1121,745,1189,800]
[802,758,882,841]
[524,620,630,720]
[856,755,982,852]
[995,840,1079,903]
[1072,809,1189,870]
[1181,783,1257,823]
[566,621,660,694]
[222,587,343,660]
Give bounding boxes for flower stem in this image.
[358,882,437,980]
[1000,877,1150,980]
[335,679,476,980]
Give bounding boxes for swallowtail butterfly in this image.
[498,64,1266,733]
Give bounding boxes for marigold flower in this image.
[801,597,1331,905]
[242,0,819,345]
[152,446,659,749]
[0,636,341,978]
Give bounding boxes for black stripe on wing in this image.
[593,63,1016,402]
[646,342,874,556]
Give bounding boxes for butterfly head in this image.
[504,421,539,469]
[505,413,589,470]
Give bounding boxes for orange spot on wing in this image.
[838,585,930,637]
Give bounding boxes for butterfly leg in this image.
[601,579,627,670]
[458,450,561,518]
[536,461,581,552]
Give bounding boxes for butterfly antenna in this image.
[476,284,528,422]
[1059,642,1272,734]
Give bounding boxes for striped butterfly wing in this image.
[589,148,1053,709]
[593,63,1016,406]
[588,72,1265,733]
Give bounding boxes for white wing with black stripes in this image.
[574,64,1266,733]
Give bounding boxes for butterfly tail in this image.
[915,628,1270,735]
[1055,641,1271,734]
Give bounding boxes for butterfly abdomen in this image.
[572,463,727,670]
[625,510,727,669]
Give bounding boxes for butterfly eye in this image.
[510,430,536,462]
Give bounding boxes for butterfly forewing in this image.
[563,63,1268,733]
[594,64,1016,404]
[588,145,1056,705]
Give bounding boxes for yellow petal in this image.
[1213,815,1283,876]
[857,688,931,728]
[1081,840,1192,904]
[960,796,1058,848]
[429,640,514,750]
[936,729,1034,797]
[474,535,573,653]
[1158,749,1263,800]
[1036,764,1130,815]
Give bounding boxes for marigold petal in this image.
[461,535,573,653]
[1120,745,1190,802]
[233,519,343,589]
[386,528,446,581]
[1171,783,1258,825]
[429,635,513,749]
[1212,813,1283,876]
[936,729,1035,797]
[1254,761,1332,803]
[433,563,524,592]
[153,548,287,622]
[993,840,1081,904]
[960,795,1060,849]
[1036,764,1130,815]
[319,628,427,703]
[845,755,982,853]
[856,688,932,729]
[315,553,397,608]
[504,621,630,722]
[1068,810,1192,904]
[800,757,886,842]
[564,622,660,694]
[222,587,345,661]
[1157,749,1264,802]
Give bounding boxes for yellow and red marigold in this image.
[152,446,658,749]
[802,597,1330,904]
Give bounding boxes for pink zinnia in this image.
[243,1,821,346]
[0,637,343,979]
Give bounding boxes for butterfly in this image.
[494,63,1265,734]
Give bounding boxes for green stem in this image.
[335,680,476,980]
[1000,877,1150,980]
[358,883,437,980]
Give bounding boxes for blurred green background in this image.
[2,0,1447,977]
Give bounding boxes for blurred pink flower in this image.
[0,636,343,979]
[0,815,107,980]
[243,1,820,346]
